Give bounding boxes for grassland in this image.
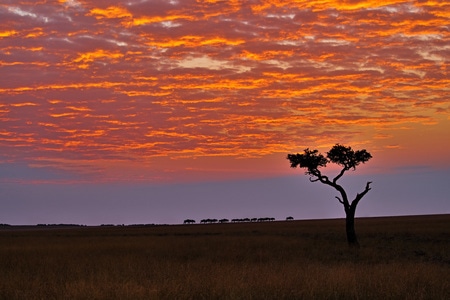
[0,215,448,299]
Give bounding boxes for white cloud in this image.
[178,56,250,72]
[63,0,83,8]
[8,7,49,22]
[160,21,181,28]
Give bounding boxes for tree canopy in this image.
[287,144,372,184]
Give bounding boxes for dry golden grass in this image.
[0,215,449,299]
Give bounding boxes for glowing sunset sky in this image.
[1,0,449,225]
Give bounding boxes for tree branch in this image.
[319,175,330,184]
[351,181,372,208]
[333,166,348,184]
[335,196,344,205]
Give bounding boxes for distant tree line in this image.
[0,217,295,228]
[1,223,165,228]
[183,217,293,224]
[37,224,86,227]
[100,224,156,227]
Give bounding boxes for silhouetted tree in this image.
[256,217,275,222]
[286,216,294,221]
[287,144,372,247]
[183,219,195,224]
[200,218,218,224]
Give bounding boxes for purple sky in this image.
[1,164,448,225]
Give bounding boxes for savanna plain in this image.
[0,215,449,299]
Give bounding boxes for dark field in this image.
[1,215,449,299]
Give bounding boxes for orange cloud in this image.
[146,35,245,48]
[71,49,124,68]
[133,14,196,26]
[89,6,132,19]
[10,102,38,107]
[1,0,449,181]
[0,30,18,38]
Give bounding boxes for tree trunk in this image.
[345,207,359,248]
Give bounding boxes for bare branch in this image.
[335,196,344,205]
[361,181,372,195]
[352,181,373,208]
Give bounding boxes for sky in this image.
[0,0,449,225]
